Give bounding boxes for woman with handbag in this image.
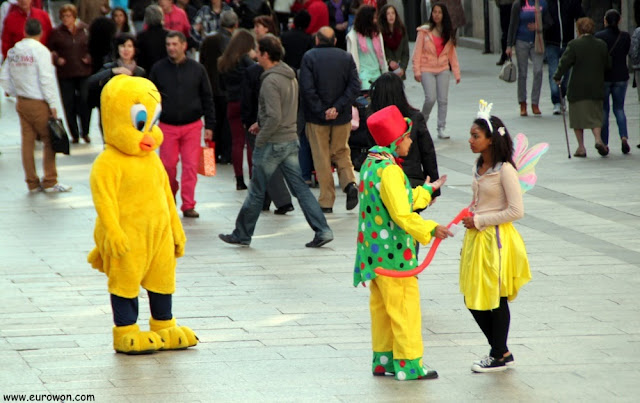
[595,9,631,154]
[506,0,547,116]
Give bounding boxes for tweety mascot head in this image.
[101,75,163,156]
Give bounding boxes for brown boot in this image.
[520,102,528,116]
[531,104,541,115]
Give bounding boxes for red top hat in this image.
[366,105,411,148]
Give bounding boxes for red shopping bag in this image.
[198,140,216,176]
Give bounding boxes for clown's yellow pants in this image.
[370,275,423,360]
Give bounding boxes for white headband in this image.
[477,99,493,134]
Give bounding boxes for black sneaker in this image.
[503,353,515,367]
[218,233,250,247]
[345,182,358,210]
[474,353,515,367]
[305,236,333,248]
[274,203,294,215]
[471,356,507,373]
[321,207,333,214]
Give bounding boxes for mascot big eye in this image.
[87,75,198,354]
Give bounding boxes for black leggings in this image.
[111,291,172,326]
[468,297,510,358]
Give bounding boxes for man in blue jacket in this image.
[299,26,360,214]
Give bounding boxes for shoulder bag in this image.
[48,118,70,155]
[499,58,517,82]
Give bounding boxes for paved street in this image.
[1,46,639,402]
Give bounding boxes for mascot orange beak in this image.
[139,134,156,151]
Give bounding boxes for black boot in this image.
[496,54,507,66]
[236,176,247,190]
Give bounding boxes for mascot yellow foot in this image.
[113,324,163,355]
[150,318,198,350]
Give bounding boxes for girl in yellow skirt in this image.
[460,102,532,373]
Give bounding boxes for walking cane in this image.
[558,84,571,159]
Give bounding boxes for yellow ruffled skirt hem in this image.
[459,223,531,311]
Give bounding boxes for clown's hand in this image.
[104,230,130,258]
[434,225,453,240]
[425,174,447,191]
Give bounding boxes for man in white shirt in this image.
[0,18,71,193]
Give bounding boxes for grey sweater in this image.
[256,62,299,147]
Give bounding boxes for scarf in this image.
[357,32,386,71]
[369,148,404,168]
[118,59,137,73]
[383,27,403,51]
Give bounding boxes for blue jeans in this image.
[232,141,332,243]
[298,128,314,182]
[601,81,629,145]
[546,45,569,105]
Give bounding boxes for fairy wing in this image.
[513,133,549,193]
[513,133,529,161]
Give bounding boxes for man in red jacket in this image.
[2,0,51,58]
[304,0,329,35]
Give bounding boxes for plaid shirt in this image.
[191,4,231,44]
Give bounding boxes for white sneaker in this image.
[437,129,450,139]
[43,183,72,193]
[552,104,562,115]
[28,186,42,194]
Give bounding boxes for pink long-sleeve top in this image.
[412,25,461,80]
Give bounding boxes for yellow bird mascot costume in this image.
[88,75,198,354]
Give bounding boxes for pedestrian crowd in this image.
[0,0,638,381]
[498,0,640,157]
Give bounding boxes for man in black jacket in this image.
[149,31,215,218]
[299,26,360,213]
[280,10,313,70]
[136,5,169,73]
[544,0,584,114]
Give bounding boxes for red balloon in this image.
[374,207,472,278]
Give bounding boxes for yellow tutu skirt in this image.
[459,223,531,311]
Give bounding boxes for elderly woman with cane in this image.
[553,17,610,158]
